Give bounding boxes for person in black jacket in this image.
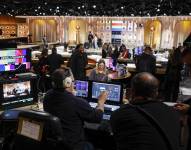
[111,72,181,150]
[47,47,64,74]
[135,47,156,74]
[174,47,191,150]
[43,68,107,150]
[70,44,88,80]
[164,47,183,102]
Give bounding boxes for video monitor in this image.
[3,81,31,98]
[135,47,143,56]
[103,58,115,70]
[91,82,122,104]
[74,80,89,98]
[0,48,31,73]
[0,79,36,110]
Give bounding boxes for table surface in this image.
[108,71,131,80]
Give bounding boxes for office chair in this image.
[0,110,22,150]
[11,110,71,150]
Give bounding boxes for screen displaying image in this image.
[74,80,89,98]
[0,49,31,72]
[3,81,31,98]
[92,82,121,102]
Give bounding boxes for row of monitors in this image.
[0,48,31,73]
[74,80,123,106]
[0,79,37,110]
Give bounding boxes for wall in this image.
[29,19,57,42]
[68,19,86,44]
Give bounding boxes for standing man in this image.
[174,47,191,150]
[88,31,94,48]
[70,44,88,80]
[47,47,64,74]
[135,46,156,74]
[164,47,183,102]
[111,72,181,150]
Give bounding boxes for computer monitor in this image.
[0,79,36,110]
[74,80,89,98]
[0,48,31,74]
[103,58,115,70]
[134,47,143,56]
[91,81,123,105]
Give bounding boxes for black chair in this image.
[0,110,22,150]
[10,110,71,150]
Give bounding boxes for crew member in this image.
[43,68,108,150]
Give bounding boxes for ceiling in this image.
[0,0,191,16]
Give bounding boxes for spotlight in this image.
[121,6,124,9]
[78,7,81,9]
[93,5,96,8]
[157,9,160,12]
[82,5,84,8]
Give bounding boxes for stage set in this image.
[1,16,191,50]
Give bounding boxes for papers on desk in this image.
[127,64,136,69]
[180,87,191,96]
[163,102,177,107]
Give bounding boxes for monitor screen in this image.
[91,82,122,103]
[103,58,115,70]
[74,80,89,98]
[0,80,35,109]
[0,48,31,73]
[3,81,31,98]
[135,47,143,55]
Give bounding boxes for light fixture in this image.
[93,5,96,8]
[157,9,160,12]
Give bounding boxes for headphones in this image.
[63,76,73,88]
[52,68,74,89]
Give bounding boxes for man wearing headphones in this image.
[43,68,107,150]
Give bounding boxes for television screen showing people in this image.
[3,81,31,98]
[92,82,121,102]
[0,49,31,73]
[74,80,89,98]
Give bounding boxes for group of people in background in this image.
[88,31,101,49]
[32,39,191,150]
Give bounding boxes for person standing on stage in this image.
[93,34,98,49]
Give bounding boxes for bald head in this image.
[131,72,159,100]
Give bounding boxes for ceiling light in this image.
[38,6,41,9]
[82,5,84,8]
[189,12,191,15]
[93,5,96,8]
[121,6,124,9]
[78,7,81,9]
[157,9,160,12]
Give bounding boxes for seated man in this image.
[43,68,107,150]
[111,72,181,150]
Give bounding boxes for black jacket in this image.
[43,89,103,147]
[70,51,88,80]
[47,53,64,74]
[111,100,181,150]
[136,53,156,74]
